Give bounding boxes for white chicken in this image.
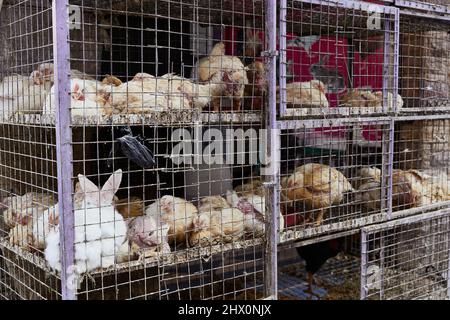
[0,74,49,116]
[104,71,227,114]
[193,42,249,111]
[103,79,168,114]
[145,195,198,246]
[30,63,93,86]
[229,180,285,233]
[43,78,109,116]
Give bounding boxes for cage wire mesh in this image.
[394,119,450,213]
[395,0,450,9]
[277,232,362,300]
[1,0,450,301]
[399,16,450,111]
[0,0,273,300]
[278,0,400,118]
[0,0,59,300]
[278,119,393,241]
[361,210,450,300]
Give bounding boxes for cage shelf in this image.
[0,111,262,127]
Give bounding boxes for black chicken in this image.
[296,238,344,297]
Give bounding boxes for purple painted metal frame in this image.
[53,0,75,300]
[279,0,287,117]
[360,229,368,299]
[395,0,450,16]
[264,0,279,300]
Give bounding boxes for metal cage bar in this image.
[53,0,75,300]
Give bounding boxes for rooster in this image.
[296,238,344,298]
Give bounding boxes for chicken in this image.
[357,180,383,212]
[43,79,109,116]
[340,89,404,110]
[296,238,344,298]
[104,72,213,114]
[354,167,383,212]
[197,196,231,212]
[226,190,285,235]
[281,163,354,226]
[277,80,329,108]
[103,80,168,114]
[0,75,49,115]
[126,215,171,257]
[226,191,265,236]
[244,61,266,110]
[176,72,227,110]
[230,178,285,233]
[193,42,249,111]
[357,168,447,212]
[235,179,265,197]
[30,63,93,85]
[189,207,245,247]
[392,169,426,209]
[115,240,141,264]
[3,192,56,229]
[145,195,198,246]
[244,27,263,58]
[4,192,56,251]
[102,75,122,87]
[114,197,144,219]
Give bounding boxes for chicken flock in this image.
[0,42,405,119]
[2,161,449,276]
[1,173,283,275]
[281,163,450,226]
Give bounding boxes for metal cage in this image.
[361,209,450,300]
[0,0,277,300]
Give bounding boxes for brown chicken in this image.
[235,179,265,197]
[340,90,404,110]
[392,169,426,209]
[145,195,198,246]
[193,42,249,111]
[102,75,123,87]
[277,80,329,108]
[190,207,245,247]
[281,163,354,226]
[114,197,144,219]
[244,61,266,110]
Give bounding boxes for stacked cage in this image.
[277,0,399,240]
[0,0,278,300]
[276,0,450,300]
[1,0,450,301]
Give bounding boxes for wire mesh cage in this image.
[399,16,450,111]
[395,0,450,11]
[394,119,450,213]
[278,0,400,117]
[278,119,393,241]
[361,210,450,300]
[0,0,275,300]
[277,233,362,300]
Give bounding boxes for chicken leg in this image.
[305,272,321,299]
[315,208,324,227]
[233,98,241,111]
[212,97,221,112]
